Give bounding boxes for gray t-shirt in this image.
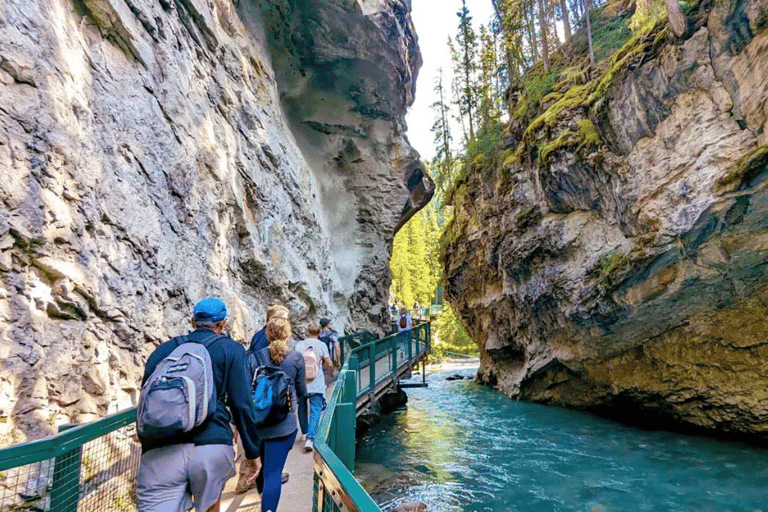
[295,338,330,394]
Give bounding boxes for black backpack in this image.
[250,348,292,428]
[399,315,407,329]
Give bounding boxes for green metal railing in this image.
[312,322,430,511]
[0,408,139,511]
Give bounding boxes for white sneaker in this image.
[304,439,314,452]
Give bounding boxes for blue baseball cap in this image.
[193,298,227,323]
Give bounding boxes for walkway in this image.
[219,434,314,511]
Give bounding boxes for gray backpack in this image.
[137,333,221,441]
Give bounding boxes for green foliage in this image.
[591,9,634,61]
[596,249,630,289]
[466,119,505,168]
[390,203,442,307]
[432,302,477,357]
[629,0,667,33]
[514,69,559,123]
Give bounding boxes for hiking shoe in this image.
[304,439,314,452]
[281,472,289,484]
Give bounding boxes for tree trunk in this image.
[560,0,572,43]
[584,0,595,68]
[538,0,550,71]
[663,0,687,36]
[526,0,539,61]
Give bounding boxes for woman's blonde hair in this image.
[266,316,292,364]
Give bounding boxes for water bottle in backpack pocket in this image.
[250,348,292,428]
[137,333,222,441]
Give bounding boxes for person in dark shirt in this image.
[319,317,341,388]
[248,304,289,353]
[136,298,261,512]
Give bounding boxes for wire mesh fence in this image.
[0,409,139,512]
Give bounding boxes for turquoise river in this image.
[355,366,768,512]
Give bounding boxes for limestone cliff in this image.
[0,0,426,444]
[443,0,768,440]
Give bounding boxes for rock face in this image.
[444,0,768,440]
[0,0,427,444]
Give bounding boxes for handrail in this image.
[312,322,431,511]
[0,407,139,511]
[0,408,137,471]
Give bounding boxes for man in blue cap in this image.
[136,298,262,512]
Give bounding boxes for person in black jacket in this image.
[136,298,261,512]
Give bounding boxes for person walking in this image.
[318,318,341,386]
[249,315,307,512]
[396,306,412,358]
[294,321,333,451]
[249,304,289,353]
[136,298,262,512]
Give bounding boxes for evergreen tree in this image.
[478,25,502,129]
[430,69,454,195]
[455,0,478,142]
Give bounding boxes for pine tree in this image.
[455,0,478,142]
[478,25,502,130]
[430,69,454,195]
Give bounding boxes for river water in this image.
[355,366,768,512]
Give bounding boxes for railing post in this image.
[50,424,81,512]
[407,329,413,361]
[368,343,376,393]
[391,336,396,371]
[334,370,357,471]
[349,354,359,396]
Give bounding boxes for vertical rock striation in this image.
[0,0,426,444]
[444,0,768,440]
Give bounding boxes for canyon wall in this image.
[443,0,768,440]
[0,0,426,444]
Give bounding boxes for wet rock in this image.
[393,503,428,512]
[379,389,408,413]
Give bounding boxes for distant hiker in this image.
[247,315,307,512]
[390,304,398,318]
[413,302,421,320]
[319,317,341,385]
[249,304,289,353]
[136,298,261,512]
[397,306,412,356]
[294,321,333,451]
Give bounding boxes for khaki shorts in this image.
[136,443,235,512]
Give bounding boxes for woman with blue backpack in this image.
[240,315,307,512]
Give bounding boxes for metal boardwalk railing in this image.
[0,408,139,511]
[0,322,431,512]
[313,321,430,512]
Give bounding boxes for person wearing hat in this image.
[318,318,341,387]
[136,298,262,512]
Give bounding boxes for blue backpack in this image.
[250,348,292,428]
